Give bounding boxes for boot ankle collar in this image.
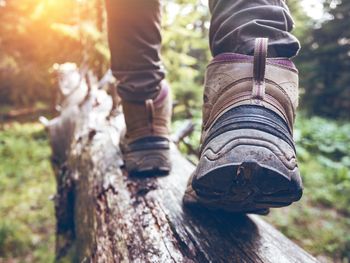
[154,81,169,107]
[211,52,297,71]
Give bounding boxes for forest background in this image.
[0,0,350,262]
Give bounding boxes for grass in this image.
[0,122,55,262]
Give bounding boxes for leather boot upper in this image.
[201,38,299,143]
[122,81,172,144]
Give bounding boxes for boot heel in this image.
[192,127,302,212]
[124,148,171,176]
[188,105,303,213]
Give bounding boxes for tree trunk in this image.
[45,64,319,263]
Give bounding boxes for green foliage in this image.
[0,123,55,262]
[267,115,350,262]
[287,0,314,40]
[297,0,350,119]
[1,0,349,120]
[0,0,107,107]
[162,0,210,119]
[295,116,350,214]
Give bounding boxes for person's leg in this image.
[105,0,164,101]
[105,0,172,175]
[209,0,300,57]
[184,0,303,214]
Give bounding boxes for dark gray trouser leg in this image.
[105,0,300,101]
[208,0,300,58]
[105,0,163,102]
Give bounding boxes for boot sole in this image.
[123,148,171,176]
[190,129,303,213]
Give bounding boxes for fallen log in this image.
[45,64,319,262]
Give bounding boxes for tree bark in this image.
[46,64,319,263]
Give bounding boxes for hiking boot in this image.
[121,81,172,175]
[184,38,303,214]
